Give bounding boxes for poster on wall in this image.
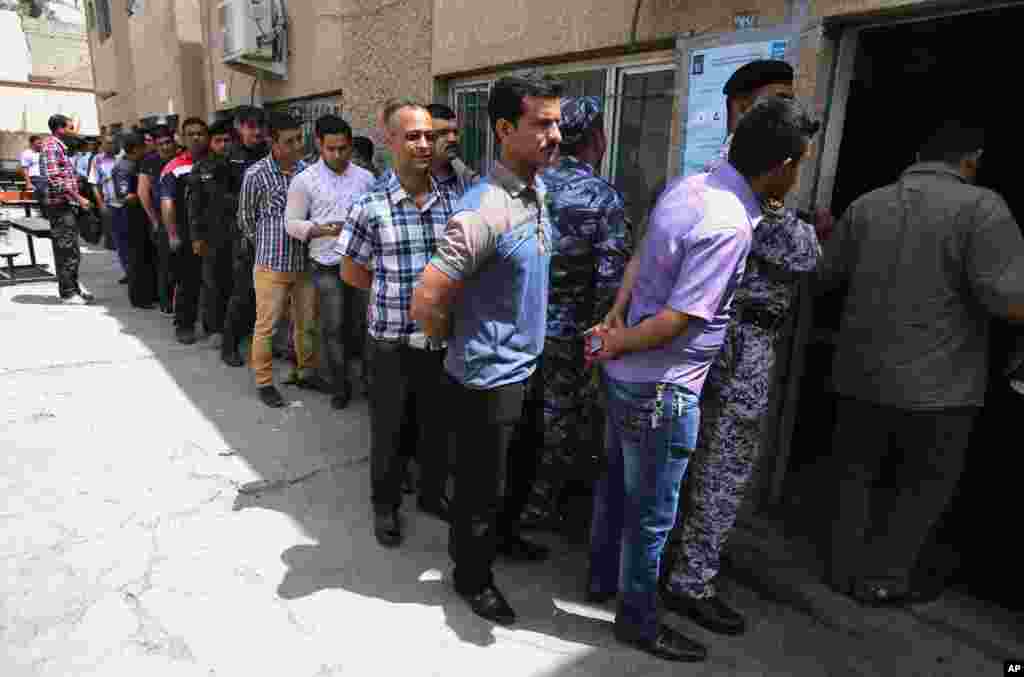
[680,39,789,177]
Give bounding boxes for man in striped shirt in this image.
[239,112,314,408]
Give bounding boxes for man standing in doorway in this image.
[161,118,210,344]
[821,123,1024,605]
[140,124,179,316]
[586,97,819,661]
[188,119,236,347]
[522,95,633,531]
[41,114,93,305]
[338,101,455,546]
[222,106,270,367]
[427,103,479,200]
[286,114,375,410]
[20,135,45,198]
[412,76,564,625]
[240,112,315,408]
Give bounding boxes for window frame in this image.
[447,51,675,178]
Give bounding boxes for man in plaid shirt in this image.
[338,101,455,547]
[239,112,314,409]
[42,114,93,304]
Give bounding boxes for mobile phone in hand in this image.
[585,330,604,355]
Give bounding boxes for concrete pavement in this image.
[0,228,1010,676]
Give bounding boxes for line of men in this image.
[40,57,1017,664]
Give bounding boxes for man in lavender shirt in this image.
[586,97,819,662]
[286,115,375,409]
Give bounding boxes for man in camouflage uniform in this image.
[521,97,632,529]
[659,62,829,635]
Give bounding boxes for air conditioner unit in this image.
[219,0,288,80]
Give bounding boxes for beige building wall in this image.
[21,14,95,88]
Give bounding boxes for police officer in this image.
[222,106,270,367]
[521,97,632,533]
[187,120,235,346]
[659,63,829,636]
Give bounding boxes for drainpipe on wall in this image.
[629,0,645,52]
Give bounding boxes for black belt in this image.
[311,260,341,273]
[738,307,786,332]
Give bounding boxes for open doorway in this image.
[783,5,1023,610]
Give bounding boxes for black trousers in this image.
[201,242,234,334]
[829,397,978,591]
[155,227,176,312]
[223,242,256,354]
[126,207,157,307]
[174,241,202,330]
[368,338,449,511]
[449,374,542,594]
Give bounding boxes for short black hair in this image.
[315,114,352,140]
[150,124,174,141]
[728,96,820,179]
[29,135,41,144]
[353,136,374,160]
[121,132,145,153]
[426,103,456,121]
[234,105,266,126]
[181,117,208,134]
[268,112,302,140]
[48,114,71,133]
[488,75,564,135]
[209,119,233,137]
[919,122,984,166]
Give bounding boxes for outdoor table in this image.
[0,217,56,286]
[0,199,41,219]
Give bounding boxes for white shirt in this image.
[20,148,41,177]
[285,159,375,266]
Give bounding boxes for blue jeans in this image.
[589,376,700,642]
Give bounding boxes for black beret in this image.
[723,60,794,97]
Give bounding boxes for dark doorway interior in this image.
[783,6,1023,610]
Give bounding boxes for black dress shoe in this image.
[615,625,707,662]
[118,275,129,284]
[175,327,197,345]
[417,496,449,522]
[330,383,352,410]
[258,385,286,408]
[222,350,245,368]
[458,584,516,626]
[585,589,616,605]
[661,589,746,636]
[497,536,550,562]
[374,509,402,547]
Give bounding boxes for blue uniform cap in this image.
[559,96,603,147]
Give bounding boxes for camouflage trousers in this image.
[522,337,605,522]
[48,206,82,299]
[664,322,777,599]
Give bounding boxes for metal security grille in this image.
[267,94,343,160]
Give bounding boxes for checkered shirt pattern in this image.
[337,171,454,343]
[239,155,308,272]
[41,136,78,208]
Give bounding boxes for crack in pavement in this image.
[236,455,369,497]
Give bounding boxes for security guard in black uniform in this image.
[221,106,269,367]
[187,119,236,344]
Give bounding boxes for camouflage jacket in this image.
[541,156,633,340]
